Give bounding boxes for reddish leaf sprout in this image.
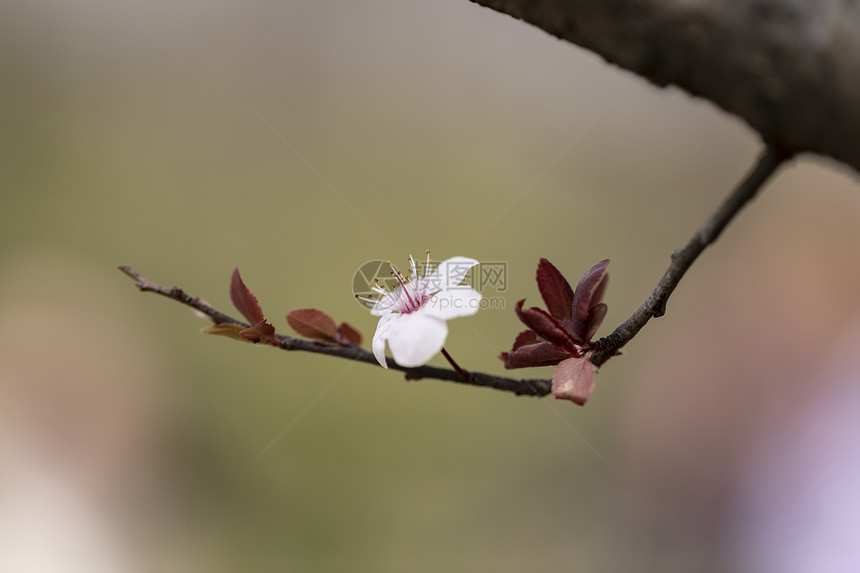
[287,308,362,346]
[229,268,279,346]
[500,258,609,405]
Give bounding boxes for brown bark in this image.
[470,0,860,173]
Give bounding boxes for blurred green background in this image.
[3,0,860,571]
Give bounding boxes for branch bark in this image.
[469,0,860,174]
[118,266,552,397]
[590,145,792,366]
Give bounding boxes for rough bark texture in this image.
[470,0,860,173]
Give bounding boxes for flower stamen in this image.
[389,260,419,311]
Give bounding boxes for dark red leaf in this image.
[515,300,582,353]
[536,258,574,320]
[551,356,598,405]
[230,268,266,324]
[511,329,539,351]
[591,272,609,309]
[286,308,338,343]
[240,320,278,346]
[586,302,608,341]
[571,259,609,340]
[500,341,573,369]
[335,322,363,346]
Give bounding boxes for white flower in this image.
[361,252,482,368]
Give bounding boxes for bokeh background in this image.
[3,0,860,571]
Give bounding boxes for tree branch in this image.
[120,146,788,397]
[469,0,860,174]
[118,266,552,397]
[589,145,792,366]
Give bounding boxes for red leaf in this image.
[515,299,582,353]
[536,258,574,320]
[501,341,573,369]
[335,322,363,346]
[551,356,598,405]
[230,268,266,324]
[571,259,609,340]
[511,329,539,351]
[239,320,279,346]
[586,302,608,341]
[591,272,609,309]
[286,308,338,343]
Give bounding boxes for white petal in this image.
[422,287,483,320]
[386,311,449,368]
[372,313,397,368]
[425,256,479,293]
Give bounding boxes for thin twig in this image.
[118,266,552,397]
[120,145,791,397]
[590,145,793,366]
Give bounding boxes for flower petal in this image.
[536,258,574,320]
[422,287,482,320]
[551,356,598,405]
[425,256,479,293]
[500,341,572,369]
[386,312,449,368]
[372,313,397,368]
[515,299,582,354]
